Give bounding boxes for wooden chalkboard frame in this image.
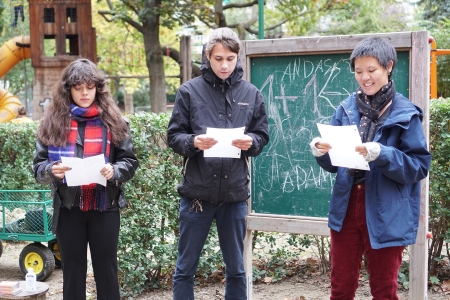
[241,31,430,299]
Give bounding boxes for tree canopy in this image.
[0,0,446,111]
[419,0,450,23]
[0,2,5,34]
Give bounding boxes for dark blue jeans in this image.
[173,197,247,300]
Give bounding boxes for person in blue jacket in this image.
[309,37,431,299]
[167,27,269,300]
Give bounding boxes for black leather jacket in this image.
[33,120,139,233]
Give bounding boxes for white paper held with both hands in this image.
[61,154,107,186]
[316,123,370,170]
[204,127,245,158]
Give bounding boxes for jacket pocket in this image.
[374,195,414,244]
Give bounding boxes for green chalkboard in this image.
[250,52,410,217]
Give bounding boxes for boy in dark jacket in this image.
[168,27,269,300]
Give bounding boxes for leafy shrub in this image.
[4,101,450,296]
[0,121,44,190]
[0,115,223,298]
[428,98,450,278]
[117,113,223,298]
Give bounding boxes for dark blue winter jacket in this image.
[315,92,431,249]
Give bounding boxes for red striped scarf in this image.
[49,104,111,211]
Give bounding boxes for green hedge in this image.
[2,103,449,296]
[428,98,450,279]
[0,122,42,190]
[0,114,224,298]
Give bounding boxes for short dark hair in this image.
[350,37,397,78]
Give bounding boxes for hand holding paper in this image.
[194,135,218,150]
[316,124,370,170]
[61,154,107,186]
[204,127,245,158]
[51,163,72,180]
[231,134,253,151]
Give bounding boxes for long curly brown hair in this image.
[37,58,128,147]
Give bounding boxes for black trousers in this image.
[11,5,24,27]
[56,207,121,300]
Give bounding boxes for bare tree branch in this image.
[192,12,217,29]
[105,0,114,10]
[98,10,115,23]
[223,0,259,10]
[98,10,144,33]
[265,18,289,31]
[122,0,140,16]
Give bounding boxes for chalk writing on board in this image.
[251,55,354,217]
[250,51,409,217]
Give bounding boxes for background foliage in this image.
[2,102,448,296]
[2,0,450,109]
[428,98,450,282]
[0,115,231,297]
[0,122,42,190]
[1,0,450,296]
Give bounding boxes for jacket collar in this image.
[341,92,423,128]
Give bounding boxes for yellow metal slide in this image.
[0,36,30,122]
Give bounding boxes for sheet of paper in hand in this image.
[204,127,245,158]
[61,154,107,186]
[316,123,370,170]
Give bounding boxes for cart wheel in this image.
[48,240,61,268]
[19,242,55,281]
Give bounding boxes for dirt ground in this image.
[0,241,449,300]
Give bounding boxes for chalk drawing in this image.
[251,54,353,217]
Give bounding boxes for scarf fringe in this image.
[79,185,107,212]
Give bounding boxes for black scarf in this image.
[356,80,395,143]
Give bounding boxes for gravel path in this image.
[0,241,448,300]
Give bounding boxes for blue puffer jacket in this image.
[315,92,431,249]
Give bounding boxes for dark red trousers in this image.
[330,184,405,300]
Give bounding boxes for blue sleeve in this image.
[373,114,431,185]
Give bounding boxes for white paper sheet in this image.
[61,154,107,187]
[316,124,370,170]
[204,127,245,158]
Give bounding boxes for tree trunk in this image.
[214,0,227,27]
[142,0,167,113]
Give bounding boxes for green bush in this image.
[0,114,225,298]
[118,113,183,297]
[0,121,44,190]
[4,102,450,296]
[120,113,228,298]
[428,98,450,279]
